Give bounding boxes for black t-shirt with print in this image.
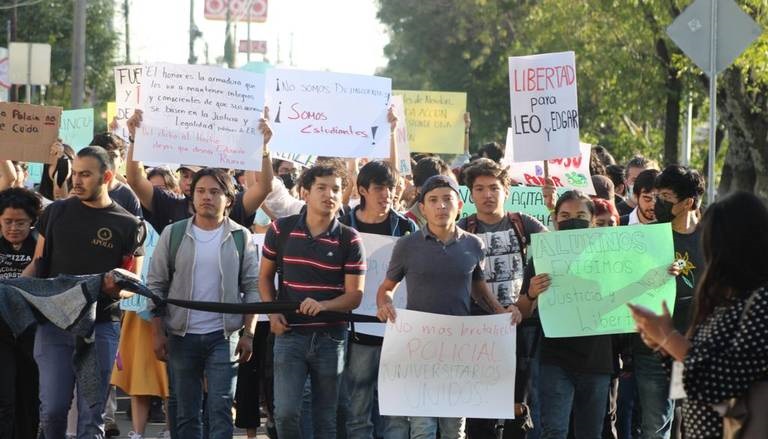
[0,234,36,279]
[671,227,703,332]
[38,198,145,322]
[148,187,255,233]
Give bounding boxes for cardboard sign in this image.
[0,102,61,162]
[531,223,676,337]
[113,65,143,141]
[265,68,391,158]
[505,142,595,195]
[394,90,466,154]
[60,108,94,151]
[506,51,580,162]
[378,309,517,419]
[458,185,563,229]
[135,63,266,170]
[355,233,408,337]
[390,95,412,176]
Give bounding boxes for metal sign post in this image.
[667,0,762,204]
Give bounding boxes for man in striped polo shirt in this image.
[259,162,366,439]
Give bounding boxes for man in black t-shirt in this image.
[31,146,145,439]
[631,165,705,439]
[124,109,274,233]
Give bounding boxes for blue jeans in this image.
[35,321,120,439]
[167,331,240,439]
[273,327,347,439]
[519,325,542,439]
[410,416,465,439]
[634,352,673,439]
[345,342,409,439]
[617,373,639,439]
[539,363,610,439]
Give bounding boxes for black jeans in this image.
[0,320,39,439]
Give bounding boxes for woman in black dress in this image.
[630,191,768,438]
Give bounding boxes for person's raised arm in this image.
[388,105,398,166]
[0,160,17,190]
[342,158,358,206]
[463,112,471,155]
[241,108,275,217]
[124,110,156,211]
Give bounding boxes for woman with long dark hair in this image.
[630,191,768,438]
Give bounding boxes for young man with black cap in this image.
[377,174,521,439]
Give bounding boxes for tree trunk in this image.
[717,68,768,198]
[663,73,682,166]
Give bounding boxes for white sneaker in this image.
[157,430,170,439]
[128,432,144,439]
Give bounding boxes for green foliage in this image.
[0,0,118,132]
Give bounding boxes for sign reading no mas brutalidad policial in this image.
[531,223,676,338]
[378,310,516,419]
[134,63,266,170]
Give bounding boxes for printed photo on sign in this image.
[506,51,580,162]
[265,68,392,159]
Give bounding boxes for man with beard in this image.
[28,146,145,438]
[620,169,659,226]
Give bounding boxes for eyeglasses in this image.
[2,219,32,229]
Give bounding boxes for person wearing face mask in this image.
[524,191,615,439]
[626,165,706,439]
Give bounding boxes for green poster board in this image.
[531,223,676,337]
[458,185,563,228]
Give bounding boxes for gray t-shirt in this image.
[386,227,485,316]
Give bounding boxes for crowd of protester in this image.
[0,106,765,439]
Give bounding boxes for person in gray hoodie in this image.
[147,167,260,439]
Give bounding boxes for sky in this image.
[123,0,391,75]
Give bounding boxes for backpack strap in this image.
[167,218,190,282]
[465,214,479,234]
[507,212,529,266]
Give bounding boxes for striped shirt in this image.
[263,213,366,325]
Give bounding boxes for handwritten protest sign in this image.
[355,233,408,337]
[531,223,676,337]
[504,142,595,195]
[458,185,564,228]
[265,68,391,158]
[113,65,143,141]
[26,163,43,187]
[379,309,516,418]
[0,102,61,162]
[506,51,580,162]
[394,90,466,154]
[60,108,94,151]
[390,95,412,176]
[135,63,266,170]
[120,221,159,317]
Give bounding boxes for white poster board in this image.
[506,51,580,162]
[355,233,407,337]
[378,309,517,419]
[505,141,595,195]
[265,68,391,158]
[135,63,265,170]
[113,65,143,141]
[390,95,412,176]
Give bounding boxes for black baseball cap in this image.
[419,175,460,203]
